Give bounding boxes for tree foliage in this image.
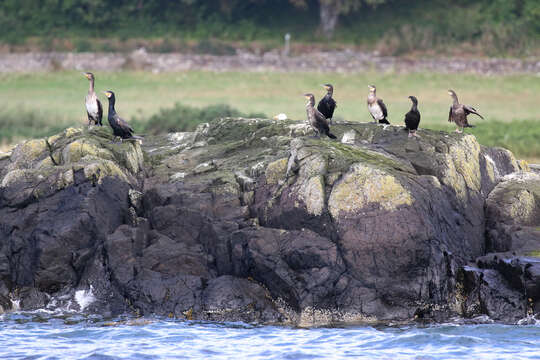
[289,0,387,37]
[0,0,537,51]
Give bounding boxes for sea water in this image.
[0,312,539,359]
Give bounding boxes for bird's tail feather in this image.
[327,132,337,139]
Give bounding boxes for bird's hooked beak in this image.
[447,90,454,96]
[368,85,375,92]
[83,72,90,79]
[322,84,329,90]
[103,91,111,98]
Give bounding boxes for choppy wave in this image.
[0,312,539,360]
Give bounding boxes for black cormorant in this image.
[404,96,421,138]
[84,72,103,126]
[304,93,337,139]
[317,84,337,124]
[367,85,390,124]
[103,91,142,142]
[448,90,484,133]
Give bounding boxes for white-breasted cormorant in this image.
[404,96,421,138]
[367,85,390,124]
[317,84,337,124]
[304,93,337,139]
[103,91,141,142]
[84,72,103,126]
[448,90,484,133]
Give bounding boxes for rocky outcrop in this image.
[455,171,540,322]
[0,118,537,325]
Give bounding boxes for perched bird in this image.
[103,91,142,142]
[367,85,390,124]
[317,84,337,124]
[83,72,103,126]
[448,90,484,133]
[404,96,421,138]
[304,93,337,139]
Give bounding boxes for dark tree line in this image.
[0,0,538,41]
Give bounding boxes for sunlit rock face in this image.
[0,118,536,325]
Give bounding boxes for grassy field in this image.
[0,71,538,161]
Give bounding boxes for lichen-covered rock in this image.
[0,117,536,325]
[62,138,115,164]
[440,134,482,201]
[328,163,413,218]
[265,158,288,185]
[485,172,540,253]
[0,126,143,197]
[299,175,325,216]
[9,139,49,169]
[0,126,144,314]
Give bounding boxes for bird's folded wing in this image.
[97,99,103,120]
[315,109,328,124]
[377,99,388,118]
[115,115,134,133]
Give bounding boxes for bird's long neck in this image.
[306,99,315,107]
[326,89,333,97]
[452,94,459,105]
[108,98,116,115]
[88,79,95,93]
[411,101,418,111]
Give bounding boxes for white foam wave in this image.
[517,314,540,325]
[74,286,95,312]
